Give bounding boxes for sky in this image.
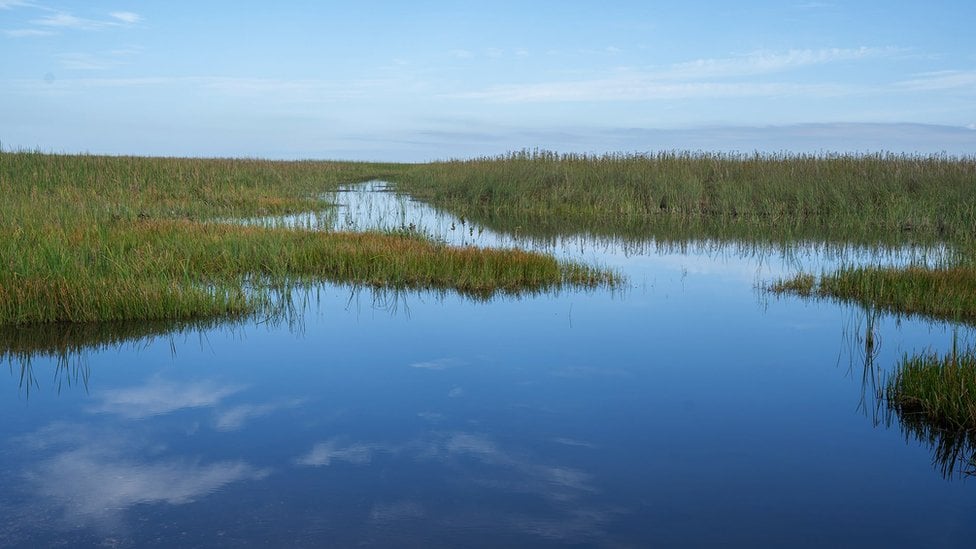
[2,1,975,161]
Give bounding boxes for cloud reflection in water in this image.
[19,423,268,529]
[89,376,245,419]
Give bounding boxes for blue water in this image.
[2,184,974,547]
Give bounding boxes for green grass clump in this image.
[0,151,617,326]
[766,273,817,296]
[770,266,976,323]
[887,346,976,431]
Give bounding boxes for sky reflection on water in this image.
[2,185,976,547]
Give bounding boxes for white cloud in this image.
[287,431,605,541]
[295,439,381,466]
[665,47,893,80]
[32,10,141,31]
[896,70,976,92]
[369,500,425,522]
[438,432,596,500]
[450,49,473,59]
[110,11,141,24]
[20,426,268,526]
[90,377,245,419]
[0,0,32,8]
[3,28,53,37]
[33,12,105,30]
[28,448,266,523]
[449,47,892,104]
[58,52,122,70]
[451,79,846,103]
[409,357,463,370]
[213,398,305,431]
[444,432,501,459]
[796,1,834,8]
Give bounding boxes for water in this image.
[2,183,974,547]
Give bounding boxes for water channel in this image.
[2,182,973,547]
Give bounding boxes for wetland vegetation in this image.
[394,149,976,247]
[0,151,616,326]
[6,148,976,545]
[5,148,976,437]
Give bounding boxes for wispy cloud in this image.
[795,1,834,8]
[288,431,610,542]
[409,357,464,370]
[665,47,893,80]
[896,70,976,92]
[369,500,425,522]
[58,52,123,70]
[109,11,141,24]
[29,447,266,524]
[437,432,597,501]
[295,438,384,466]
[3,28,53,37]
[452,79,847,103]
[33,12,104,30]
[32,10,141,31]
[450,47,893,103]
[20,424,268,527]
[213,398,306,431]
[90,377,245,419]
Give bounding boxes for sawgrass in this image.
[887,344,976,432]
[395,149,976,247]
[770,265,976,324]
[0,151,617,326]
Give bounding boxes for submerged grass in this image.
[0,151,616,326]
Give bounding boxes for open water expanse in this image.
[2,183,975,547]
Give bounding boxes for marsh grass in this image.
[399,150,976,323]
[884,343,976,476]
[770,265,976,323]
[0,151,616,325]
[396,150,976,248]
[887,344,976,431]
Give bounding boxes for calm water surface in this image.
[2,183,974,547]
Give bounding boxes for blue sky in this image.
[2,1,975,160]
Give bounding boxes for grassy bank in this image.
[0,151,616,326]
[396,150,976,247]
